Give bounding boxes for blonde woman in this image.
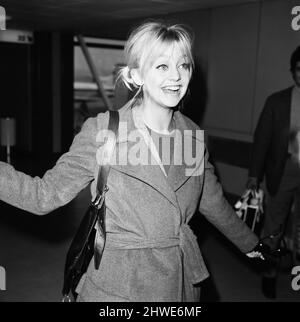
[0,21,263,302]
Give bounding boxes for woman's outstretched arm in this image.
[199,148,259,253]
[0,117,99,215]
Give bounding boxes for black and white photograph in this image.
[0,0,299,309]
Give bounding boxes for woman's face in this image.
[139,44,192,110]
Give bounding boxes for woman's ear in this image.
[130,68,143,87]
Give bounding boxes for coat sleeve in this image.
[0,117,99,215]
[249,96,273,182]
[199,148,259,253]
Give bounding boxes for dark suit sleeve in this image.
[249,97,273,182]
[199,148,259,253]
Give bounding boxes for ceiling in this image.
[1,0,262,38]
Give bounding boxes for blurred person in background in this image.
[247,46,300,299]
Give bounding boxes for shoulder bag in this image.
[62,110,119,302]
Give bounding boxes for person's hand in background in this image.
[246,176,259,191]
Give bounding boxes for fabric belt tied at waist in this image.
[100,223,207,285]
[179,224,208,284]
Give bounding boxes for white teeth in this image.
[164,86,180,90]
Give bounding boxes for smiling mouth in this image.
[162,85,181,94]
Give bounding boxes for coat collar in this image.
[109,99,204,207]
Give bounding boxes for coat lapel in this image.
[106,100,204,206]
[167,112,205,192]
[283,86,292,132]
[110,100,179,208]
[279,87,292,152]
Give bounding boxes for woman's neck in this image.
[139,101,175,134]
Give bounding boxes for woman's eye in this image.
[157,64,168,71]
[179,63,190,70]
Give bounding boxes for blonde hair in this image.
[118,20,194,91]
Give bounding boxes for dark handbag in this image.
[62,110,119,302]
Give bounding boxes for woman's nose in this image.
[168,66,181,80]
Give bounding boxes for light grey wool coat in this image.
[0,99,258,302]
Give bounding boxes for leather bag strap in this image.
[93,110,119,207]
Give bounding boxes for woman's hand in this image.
[246,239,285,260]
[246,241,270,260]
